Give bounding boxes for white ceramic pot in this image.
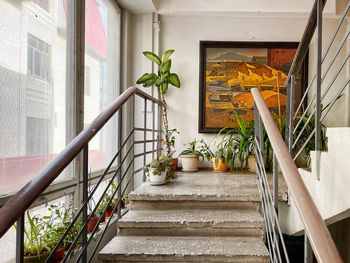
[181,154,199,172]
[148,168,167,185]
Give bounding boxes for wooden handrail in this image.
[251,88,342,263]
[0,87,160,237]
[285,0,327,85]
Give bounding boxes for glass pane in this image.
[0,0,73,197]
[84,0,120,172]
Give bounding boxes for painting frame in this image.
[198,41,308,133]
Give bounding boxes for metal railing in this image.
[252,88,343,263]
[0,86,162,263]
[285,0,350,163]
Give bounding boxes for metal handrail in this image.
[285,0,327,84]
[251,88,343,263]
[0,86,161,237]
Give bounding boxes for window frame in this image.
[0,0,122,210]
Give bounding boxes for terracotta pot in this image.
[181,154,198,172]
[99,213,106,223]
[88,215,99,233]
[105,209,113,218]
[51,247,65,263]
[211,157,228,172]
[171,158,178,171]
[113,199,125,214]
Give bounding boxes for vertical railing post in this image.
[16,214,24,263]
[304,234,313,263]
[143,98,147,182]
[315,0,322,180]
[254,103,263,169]
[285,75,295,154]
[131,95,135,191]
[273,154,279,214]
[152,101,155,160]
[117,107,123,218]
[158,104,162,155]
[82,145,89,263]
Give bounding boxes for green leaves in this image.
[162,49,174,62]
[143,51,161,65]
[138,49,181,94]
[168,73,181,87]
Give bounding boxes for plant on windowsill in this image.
[179,139,204,172]
[15,211,51,263]
[136,49,181,158]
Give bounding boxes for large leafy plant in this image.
[136,50,181,156]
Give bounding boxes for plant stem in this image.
[160,93,171,156]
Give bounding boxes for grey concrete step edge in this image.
[99,236,270,263]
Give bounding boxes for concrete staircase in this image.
[99,170,269,262]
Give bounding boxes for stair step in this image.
[99,236,270,263]
[129,172,260,210]
[118,209,264,236]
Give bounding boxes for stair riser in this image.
[129,201,260,210]
[118,226,264,237]
[100,255,269,263]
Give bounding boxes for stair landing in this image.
[99,170,269,263]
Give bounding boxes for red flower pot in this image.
[105,209,113,218]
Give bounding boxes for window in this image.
[85,66,91,96]
[27,34,51,82]
[26,117,50,156]
[33,0,50,12]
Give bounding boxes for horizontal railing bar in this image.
[286,0,327,84]
[293,48,350,138]
[134,139,158,144]
[0,87,160,237]
[292,109,315,149]
[62,154,134,263]
[293,128,315,161]
[293,22,350,122]
[48,144,135,262]
[87,164,135,262]
[252,88,343,263]
[321,75,350,121]
[321,0,350,64]
[134,127,162,132]
[293,74,316,121]
[134,167,143,174]
[134,149,157,158]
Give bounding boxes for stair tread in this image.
[99,236,269,261]
[130,172,260,202]
[119,209,264,228]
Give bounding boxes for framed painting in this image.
[198,41,308,133]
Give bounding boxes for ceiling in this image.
[117,0,337,16]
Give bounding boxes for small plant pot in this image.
[105,209,113,218]
[51,247,66,263]
[148,168,167,185]
[113,199,125,213]
[24,251,50,263]
[171,158,178,171]
[211,157,228,172]
[181,154,198,172]
[88,215,99,233]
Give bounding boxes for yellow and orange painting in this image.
[201,45,301,130]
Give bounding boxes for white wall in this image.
[157,15,308,166]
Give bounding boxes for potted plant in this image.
[219,111,255,171]
[136,49,181,157]
[144,155,175,185]
[180,139,204,172]
[17,211,51,263]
